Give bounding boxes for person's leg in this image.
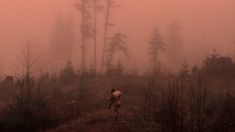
[108,100,113,109]
[114,104,120,120]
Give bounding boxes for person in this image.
[107,89,122,119]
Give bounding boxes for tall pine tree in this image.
[148,27,165,74]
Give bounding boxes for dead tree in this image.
[166,20,184,70]
[105,32,129,74]
[148,26,165,77]
[91,0,103,73]
[15,42,39,102]
[101,0,119,73]
[4,42,53,131]
[75,0,93,74]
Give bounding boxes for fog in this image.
[1,1,235,131]
[1,0,235,75]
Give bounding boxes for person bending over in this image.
[107,89,122,119]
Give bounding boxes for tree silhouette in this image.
[181,59,190,77]
[166,20,184,70]
[91,0,104,74]
[101,0,119,73]
[148,27,165,74]
[50,14,75,71]
[75,0,93,74]
[3,42,54,131]
[106,32,129,73]
[59,61,76,85]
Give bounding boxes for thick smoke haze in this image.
[1,0,235,75]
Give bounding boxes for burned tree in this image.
[166,20,184,70]
[148,27,165,75]
[2,42,56,131]
[105,32,129,75]
[91,0,103,73]
[101,0,119,73]
[181,60,190,77]
[75,0,93,73]
[59,61,76,85]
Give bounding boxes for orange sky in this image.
[1,0,235,75]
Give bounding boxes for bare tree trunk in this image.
[195,75,207,132]
[189,79,194,132]
[25,42,31,102]
[77,0,92,75]
[180,75,185,132]
[94,0,97,74]
[101,0,111,73]
[81,37,85,74]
